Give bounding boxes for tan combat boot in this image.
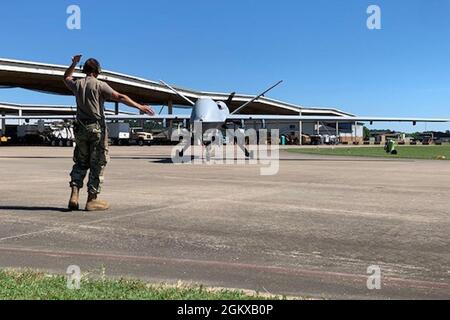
[68,187,80,211]
[85,193,110,212]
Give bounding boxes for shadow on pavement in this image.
[0,206,71,213]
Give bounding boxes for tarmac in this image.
[0,146,449,299]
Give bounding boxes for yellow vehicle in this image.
[0,135,11,145]
[131,129,154,147]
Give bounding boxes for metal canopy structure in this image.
[4,58,446,145]
[0,102,137,133]
[0,58,352,117]
[0,102,132,117]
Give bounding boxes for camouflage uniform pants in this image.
[70,122,109,195]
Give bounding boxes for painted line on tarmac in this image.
[0,189,279,243]
[0,246,448,292]
[0,202,191,243]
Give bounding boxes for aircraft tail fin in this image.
[226,92,236,106]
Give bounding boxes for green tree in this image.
[363,127,371,140]
[411,132,421,140]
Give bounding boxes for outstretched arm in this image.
[111,91,155,116]
[64,54,82,82]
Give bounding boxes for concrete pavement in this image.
[0,146,449,299]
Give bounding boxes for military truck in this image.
[130,128,153,146]
[17,121,75,146]
[48,122,75,147]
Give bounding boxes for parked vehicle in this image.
[16,121,74,147]
[130,128,153,146]
[107,123,131,145]
[48,122,74,147]
[0,134,10,145]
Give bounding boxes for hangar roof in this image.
[0,58,354,117]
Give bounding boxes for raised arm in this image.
[111,91,155,116]
[64,55,82,82]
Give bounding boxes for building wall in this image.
[243,121,364,143]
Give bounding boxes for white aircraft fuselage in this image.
[190,96,230,132]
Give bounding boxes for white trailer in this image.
[107,123,130,145]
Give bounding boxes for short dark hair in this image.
[82,58,102,75]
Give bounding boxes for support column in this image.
[168,100,173,139]
[336,122,339,143]
[19,109,23,126]
[298,111,303,145]
[316,121,320,135]
[140,109,144,128]
[114,102,119,124]
[0,111,5,135]
[276,120,279,145]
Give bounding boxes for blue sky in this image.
[1,0,450,132]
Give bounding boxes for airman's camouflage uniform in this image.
[64,76,114,195]
[70,121,109,195]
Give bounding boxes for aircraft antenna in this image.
[160,80,195,106]
[231,80,283,115]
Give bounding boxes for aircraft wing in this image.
[3,114,450,123]
[226,115,450,124]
